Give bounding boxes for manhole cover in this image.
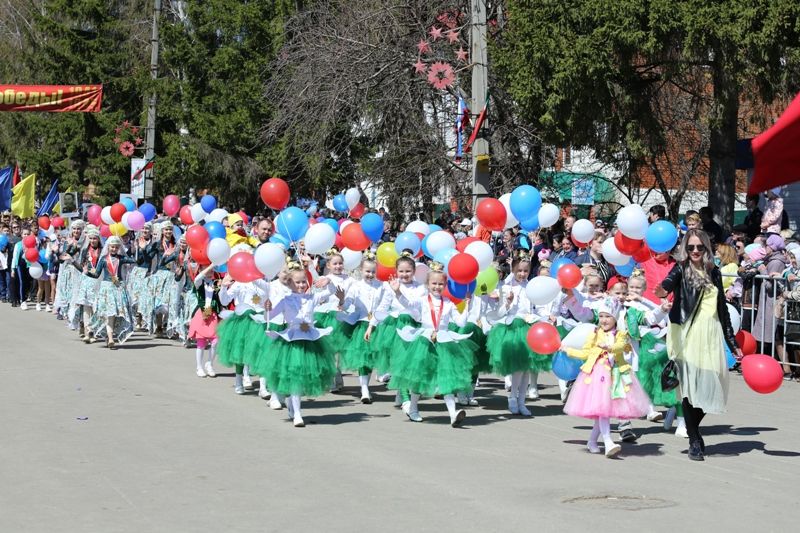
[563,495,676,511]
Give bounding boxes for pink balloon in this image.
[87,205,102,226]
[228,252,262,283]
[163,194,180,217]
[127,211,145,231]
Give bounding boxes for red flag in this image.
[464,97,489,153]
[749,92,800,194]
[12,164,19,187]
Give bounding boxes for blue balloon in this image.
[421,233,433,258]
[447,279,477,299]
[552,351,582,381]
[394,231,421,256]
[361,212,384,242]
[0,234,8,250]
[510,185,542,222]
[333,194,348,213]
[38,229,47,240]
[172,226,182,241]
[645,220,679,253]
[615,258,636,278]
[550,257,575,277]
[434,248,458,271]
[200,195,217,213]
[428,224,442,233]
[724,343,736,369]
[320,218,340,235]
[121,197,137,212]
[38,249,48,266]
[270,233,290,248]
[204,221,226,240]
[276,206,309,241]
[139,202,157,222]
[520,216,540,232]
[214,263,228,274]
[679,220,687,232]
[518,234,531,250]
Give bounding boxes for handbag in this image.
[661,359,679,392]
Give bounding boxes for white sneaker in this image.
[647,410,664,423]
[196,367,206,378]
[401,401,423,422]
[203,362,216,377]
[234,384,245,395]
[587,442,602,454]
[45,304,52,313]
[259,384,271,399]
[508,396,520,415]
[675,425,689,438]
[293,416,305,428]
[36,302,42,311]
[457,393,479,407]
[360,390,372,404]
[518,403,532,417]
[269,396,283,410]
[20,302,28,310]
[604,441,622,458]
[242,375,254,390]
[527,386,540,400]
[377,373,391,384]
[450,409,466,427]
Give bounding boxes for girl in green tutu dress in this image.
[84,236,136,349]
[337,252,387,404]
[387,263,475,427]
[263,262,344,428]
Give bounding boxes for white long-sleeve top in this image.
[620,298,668,370]
[395,292,470,344]
[219,279,271,315]
[193,269,217,309]
[339,278,386,326]
[315,273,354,313]
[495,279,547,325]
[374,280,427,322]
[266,281,292,325]
[464,294,501,333]
[266,291,332,342]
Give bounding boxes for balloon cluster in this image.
[21,233,45,280]
[86,197,159,238]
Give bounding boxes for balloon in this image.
[376,263,396,281]
[179,205,193,225]
[332,194,349,213]
[101,206,114,225]
[254,243,286,279]
[520,216,540,232]
[173,225,183,242]
[23,235,37,249]
[614,232,643,255]
[433,248,459,271]
[138,202,157,222]
[550,257,574,277]
[304,222,336,255]
[538,203,560,228]
[206,237,231,266]
[741,354,783,394]
[571,219,594,243]
[38,250,49,265]
[475,267,500,295]
[260,177,290,210]
[475,198,506,231]
[414,262,430,285]
[110,222,127,237]
[557,264,583,289]
[645,220,679,253]
[190,203,207,223]
[206,208,229,223]
[633,242,652,263]
[38,216,51,230]
[552,351,582,381]
[110,203,126,222]
[25,247,39,262]
[341,248,363,270]
[464,241,494,271]
[509,185,542,223]
[341,223,371,251]
[340,220,353,232]
[345,187,360,210]
[276,206,309,242]
[28,261,43,280]
[87,205,102,226]
[724,344,737,370]
[727,304,741,333]
[214,263,228,274]
[428,224,442,233]
[269,234,290,249]
[561,322,597,352]
[99,224,111,238]
[186,225,210,250]
[163,195,181,217]
[456,236,479,253]
[601,238,632,266]
[498,193,519,229]
[192,245,211,265]
[377,242,399,267]
[121,197,137,212]
[616,204,649,240]
[615,258,636,278]
[127,211,145,231]
[395,231,421,256]
[51,216,64,229]
[121,212,132,230]
[447,279,477,299]
[0,234,8,250]
[526,275,561,305]
[448,253,479,284]
[349,202,366,219]
[527,322,561,354]
[406,220,430,236]
[200,195,217,213]
[736,330,757,355]
[361,213,384,242]
[425,230,456,258]
[228,252,262,283]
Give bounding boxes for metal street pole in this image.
[143,0,161,200]
[470,0,490,206]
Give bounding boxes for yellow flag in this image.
[53,186,74,215]
[11,173,35,219]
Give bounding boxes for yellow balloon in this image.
[110,222,128,237]
[474,267,499,295]
[455,300,467,313]
[377,241,399,268]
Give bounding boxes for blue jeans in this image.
[0,269,9,300]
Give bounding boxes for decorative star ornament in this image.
[427,62,455,90]
[414,59,427,74]
[447,30,460,44]
[429,26,443,41]
[455,47,468,62]
[417,39,431,55]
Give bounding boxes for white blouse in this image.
[395,292,470,344]
[266,291,332,342]
[339,278,386,326]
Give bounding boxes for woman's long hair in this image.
[676,229,715,289]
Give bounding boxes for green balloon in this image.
[475,267,499,295]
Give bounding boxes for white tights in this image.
[509,371,530,404]
[195,338,217,369]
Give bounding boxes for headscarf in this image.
[767,234,785,252]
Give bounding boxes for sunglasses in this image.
[687,244,706,252]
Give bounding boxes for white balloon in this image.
[207,237,231,266]
[206,208,229,223]
[414,262,430,285]
[425,230,456,257]
[561,322,597,350]
[601,238,631,266]
[341,247,363,270]
[307,205,318,216]
[465,241,494,271]
[499,193,519,229]
[406,220,430,236]
[29,261,44,280]
[616,204,649,240]
[525,275,561,305]
[254,243,285,280]
[345,188,360,210]
[121,212,132,230]
[304,223,336,255]
[538,203,560,228]
[727,303,741,333]
[340,220,353,233]
[191,203,207,223]
[571,219,595,243]
[101,206,114,225]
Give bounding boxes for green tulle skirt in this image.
[314,311,355,351]
[340,321,376,372]
[372,314,420,374]
[451,322,490,374]
[216,311,271,368]
[259,338,337,397]
[388,336,477,396]
[637,333,678,407]
[486,318,551,375]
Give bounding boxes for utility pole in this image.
[143,0,161,200]
[470,0,490,206]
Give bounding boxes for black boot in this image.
[688,440,705,461]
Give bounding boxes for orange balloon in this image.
[341,223,370,251]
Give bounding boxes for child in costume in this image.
[172,242,201,346]
[387,262,474,426]
[141,221,179,337]
[563,297,650,457]
[84,236,136,349]
[69,226,103,343]
[127,222,153,327]
[188,263,223,378]
[53,220,85,320]
[314,249,355,392]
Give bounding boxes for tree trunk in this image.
[707,57,739,231]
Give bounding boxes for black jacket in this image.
[660,263,737,351]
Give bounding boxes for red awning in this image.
[749,92,800,194]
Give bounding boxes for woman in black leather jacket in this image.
[655,229,743,461]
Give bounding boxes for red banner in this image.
[0,84,102,112]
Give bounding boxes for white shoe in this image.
[196,367,206,378]
[504,375,512,392]
[45,304,52,313]
[259,384,271,399]
[377,373,391,384]
[20,302,28,310]
[508,396,520,415]
[518,403,532,417]
[527,386,540,400]
[203,362,216,378]
[604,441,622,458]
[234,385,245,395]
[36,303,42,311]
[675,425,689,438]
[647,410,664,423]
[457,394,478,407]
[450,409,466,427]
[663,407,677,430]
[587,442,602,454]
[269,396,283,410]
[360,390,372,404]
[293,416,305,428]
[242,375,254,390]
[401,401,423,422]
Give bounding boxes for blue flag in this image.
[36,179,60,216]
[0,166,13,212]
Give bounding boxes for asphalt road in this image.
[1,304,797,532]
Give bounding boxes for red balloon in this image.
[22,235,36,249]
[51,216,65,229]
[614,232,643,255]
[38,216,51,231]
[341,223,371,251]
[179,205,194,225]
[163,194,181,217]
[25,247,39,262]
[110,203,126,223]
[736,330,757,356]
[334,232,344,251]
[475,198,507,231]
[741,354,783,394]
[557,264,583,289]
[228,252,262,282]
[87,204,102,226]
[633,242,652,263]
[192,246,211,266]
[443,285,463,304]
[571,236,590,249]
[260,177,290,210]
[100,224,112,238]
[185,224,210,250]
[526,322,561,354]
[456,236,479,253]
[238,210,249,225]
[376,263,396,281]
[349,202,366,219]
[448,253,479,284]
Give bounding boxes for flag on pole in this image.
[11,173,36,218]
[464,94,489,154]
[454,97,470,163]
[12,164,20,186]
[36,179,60,216]
[749,92,800,194]
[53,186,73,215]
[0,166,13,212]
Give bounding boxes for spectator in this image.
[563,215,577,236]
[743,194,763,241]
[574,232,611,284]
[594,219,607,235]
[641,249,676,305]
[553,234,578,261]
[255,217,274,244]
[648,205,666,224]
[752,234,788,356]
[699,206,726,245]
[761,188,784,235]
[715,243,742,305]
[0,223,9,302]
[685,212,702,232]
[495,229,515,267]
[455,218,472,240]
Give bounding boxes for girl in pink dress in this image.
[188,264,222,378]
